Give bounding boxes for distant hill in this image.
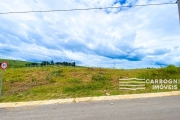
[0,59,75,68]
[0,59,33,68]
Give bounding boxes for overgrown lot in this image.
[0,65,180,102]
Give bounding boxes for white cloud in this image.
[0,0,179,68]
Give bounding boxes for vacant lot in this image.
[0,65,180,102]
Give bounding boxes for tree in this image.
[51,60,54,65]
[166,64,178,74]
[72,62,76,66]
[41,61,50,66]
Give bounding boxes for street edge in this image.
[0,91,180,108]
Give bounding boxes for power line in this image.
[0,2,177,14]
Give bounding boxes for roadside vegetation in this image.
[0,60,179,102]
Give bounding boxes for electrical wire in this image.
[0,2,177,14]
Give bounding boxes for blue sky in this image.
[0,0,180,69]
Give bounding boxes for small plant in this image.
[51,70,63,77]
[68,78,81,84]
[92,74,109,81]
[31,77,38,86]
[46,75,52,80]
[62,82,104,93]
[50,79,56,83]
[31,77,37,82]
[46,70,63,81]
[18,77,25,81]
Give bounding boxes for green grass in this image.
[0,59,34,68]
[0,61,179,102]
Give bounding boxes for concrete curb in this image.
[0,91,180,108]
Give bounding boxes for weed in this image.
[68,78,82,84]
[62,82,104,93]
[46,70,63,81]
[92,74,110,81]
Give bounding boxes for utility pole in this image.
[0,70,4,98]
[178,0,180,23]
[0,62,8,99]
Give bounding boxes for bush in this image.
[165,64,178,74]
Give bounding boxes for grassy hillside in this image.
[0,59,33,68]
[0,64,179,102]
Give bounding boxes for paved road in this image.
[0,95,180,120]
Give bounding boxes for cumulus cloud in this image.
[0,0,179,68]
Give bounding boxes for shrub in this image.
[165,64,178,74]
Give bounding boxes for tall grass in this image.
[0,65,179,102]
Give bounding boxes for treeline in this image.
[54,61,76,66]
[25,60,76,67]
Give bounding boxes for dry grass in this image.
[0,66,179,102]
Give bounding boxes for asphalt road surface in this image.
[0,95,180,120]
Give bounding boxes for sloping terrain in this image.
[0,59,179,102]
